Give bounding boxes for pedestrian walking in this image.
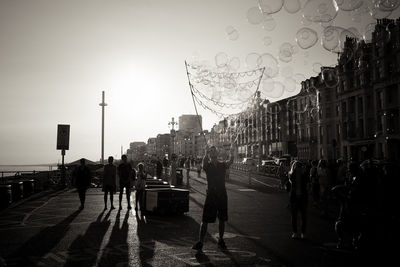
[288,160,309,239]
[309,160,319,207]
[277,161,288,190]
[103,156,116,210]
[185,157,191,188]
[118,155,135,210]
[135,163,147,212]
[155,158,163,179]
[196,158,202,178]
[72,158,92,210]
[317,159,330,217]
[192,145,234,251]
[162,156,169,180]
[170,154,177,186]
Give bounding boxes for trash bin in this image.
[10,181,23,201]
[22,179,35,197]
[0,185,12,209]
[176,169,183,186]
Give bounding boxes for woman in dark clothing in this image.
[288,160,309,239]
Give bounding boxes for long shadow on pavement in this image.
[64,209,111,267]
[6,209,81,266]
[97,210,129,267]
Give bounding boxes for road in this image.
[0,170,363,267]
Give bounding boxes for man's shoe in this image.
[110,205,115,210]
[192,241,203,251]
[79,205,84,210]
[128,206,132,210]
[218,239,227,250]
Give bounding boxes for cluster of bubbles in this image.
[195,0,400,141]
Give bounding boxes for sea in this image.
[0,165,58,177]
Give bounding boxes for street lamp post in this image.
[168,117,178,157]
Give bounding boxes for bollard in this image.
[10,181,24,201]
[0,184,12,209]
[22,179,35,198]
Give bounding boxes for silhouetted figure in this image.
[185,157,191,188]
[192,145,234,251]
[155,158,163,179]
[288,160,309,239]
[135,163,147,212]
[196,158,202,178]
[118,154,134,210]
[162,156,169,180]
[72,158,92,210]
[170,154,177,186]
[309,160,319,206]
[103,156,116,210]
[317,159,330,217]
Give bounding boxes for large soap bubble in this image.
[257,53,279,78]
[279,43,296,63]
[284,0,301,14]
[284,77,297,92]
[321,67,339,88]
[296,27,319,49]
[258,0,284,14]
[246,52,261,69]
[261,80,285,98]
[302,0,339,23]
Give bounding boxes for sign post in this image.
[57,124,70,187]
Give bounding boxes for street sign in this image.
[57,124,70,150]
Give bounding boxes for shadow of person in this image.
[136,213,155,266]
[6,209,81,266]
[195,251,215,267]
[97,210,129,267]
[64,210,111,267]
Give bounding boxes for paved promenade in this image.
[0,169,382,266]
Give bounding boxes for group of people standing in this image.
[71,155,147,212]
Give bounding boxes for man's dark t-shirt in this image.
[118,163,133,185]
[203,161,228,195]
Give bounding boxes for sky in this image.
[1,0,400,164]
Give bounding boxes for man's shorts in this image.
[119,182,131,194]
[202,192,228,223]
[103,184,115,194]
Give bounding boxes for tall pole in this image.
[99,91,107,164]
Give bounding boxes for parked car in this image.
[242,158,256,166]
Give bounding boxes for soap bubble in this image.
[334,0,364,11]
[296,27,319,49]
[321,67,339,88]
[263,36,272,46]
[284,77,297,92]
[229,57,241,71]
[258,0,284,14]
[215,52,229,67]
[257,53,279,78]
[246,52,261,69]
[261,14,277,31]
[302,0,338,23]
[312,62,322,73]
[284,0,301,14]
